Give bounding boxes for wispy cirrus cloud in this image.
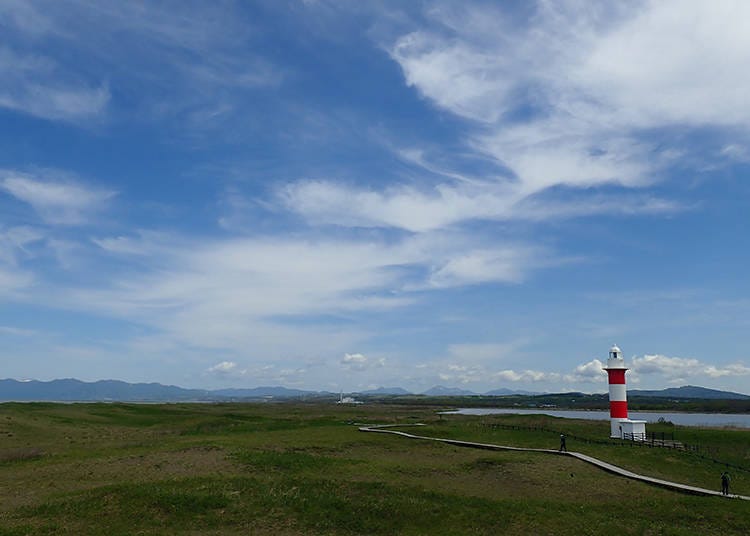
[0,44,110,122]
[0,170,116,225]
[0,226,44,263]
[0,325,38,337]
[279,178,681,234]
[0,267,34,296]
[0,1,282,126]
[0,225,44,296]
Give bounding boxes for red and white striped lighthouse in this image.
[604,345,629,438]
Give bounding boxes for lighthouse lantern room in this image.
[603,345,647,440]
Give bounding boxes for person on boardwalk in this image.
[559,434,567,452]
[721,471,730,495]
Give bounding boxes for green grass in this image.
[0,402,749,534]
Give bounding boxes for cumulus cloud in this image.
[704,363,750,378]
[341,352,385,371]
[437,363,485,384]
[631,354,750,383]
[207,361,239,374]
[493,369,560,383]
[631,354,697,375]
[204,360,319,387]
[431,352,750,391]
[436,360,563,386]
[563,358,608,384]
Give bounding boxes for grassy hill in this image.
[0,402,748,534]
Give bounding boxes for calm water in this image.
[444,408,750,428]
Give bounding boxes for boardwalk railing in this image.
[476,422,750,474]
[359,424,750,501]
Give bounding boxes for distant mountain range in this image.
[358,387,411,395]
[359,386,542,396]
[628,385,750,400]
[1,379,746,402]
[212,386,314,398]
[484,387,541,396]
[422,385,478,396]
[0,379,327,402]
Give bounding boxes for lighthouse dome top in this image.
[607,345,626,369]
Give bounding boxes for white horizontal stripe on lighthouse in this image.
[608,384,627,402]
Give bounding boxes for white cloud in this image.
[392,30,516,124]
[280,179,516,233]
[342,353,367,364]
[279,170,684,239]
[0,325,37,336]
[428,248,531,287]
[704,363,750,378]
[437,363,484,384]
[280,178,680,234]
[0,170,116,225]
[48,234,421,354]
[631,354,750,383]
[0,226,44,264]
[91,231,179,257]
[572,1,750,128]
[207,361,239,374]
[0,267,33,295]
[493,369,560,383]
[0,46,109,122]
[563,358,607,384]
[0,226,42,296]
[341,352,385,371]
[0,1,282,126]
[386,0,750,206]
[720,144,750,162]
[62,227,556,356]
[631,354,700,376]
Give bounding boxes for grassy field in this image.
[0,402,748,535]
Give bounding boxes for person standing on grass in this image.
[559,434,567,452]
[721,471,730,495]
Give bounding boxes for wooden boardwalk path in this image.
[358,424,750,501]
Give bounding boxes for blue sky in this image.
[1,0,749,394]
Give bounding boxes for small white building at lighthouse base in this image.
[615,419,647,440]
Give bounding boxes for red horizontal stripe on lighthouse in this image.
[609,401,628,418]
[607,369,626,384]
